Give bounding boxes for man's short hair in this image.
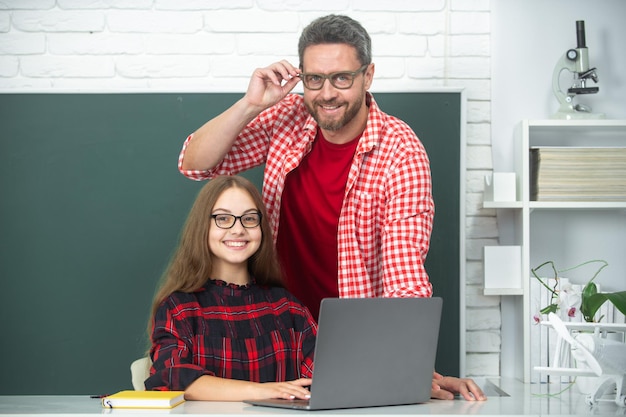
[298,14,372,68]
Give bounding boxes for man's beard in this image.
[306,94,363,132]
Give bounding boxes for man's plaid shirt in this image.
[179,92,434,300]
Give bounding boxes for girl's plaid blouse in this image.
[146,279,317,391]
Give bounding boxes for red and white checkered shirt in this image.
[179,93,434,300]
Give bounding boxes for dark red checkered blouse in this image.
[146,279,317,391]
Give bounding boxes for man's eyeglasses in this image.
[299,64,368,90]
[211,212,262,229]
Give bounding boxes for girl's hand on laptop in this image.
[256,378,312,400]
[430,372,487,401]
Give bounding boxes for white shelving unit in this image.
[484,119,626,383]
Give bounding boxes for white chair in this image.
[130,357,152,391]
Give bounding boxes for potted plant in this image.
[532,259,626,323]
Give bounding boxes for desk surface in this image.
[0,379,623,417]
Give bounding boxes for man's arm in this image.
[431,372,487,401]
[181,61,302,171]
[381,150,434,297]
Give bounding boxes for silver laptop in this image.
[244,297,442,410]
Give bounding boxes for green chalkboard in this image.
[0,92,460,395]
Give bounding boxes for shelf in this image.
[483,201,523,209]
[483,201,626,209]
[529,201,626,209]
[526,119,626,127]
[497,119,626,384]
[484,288,524,296]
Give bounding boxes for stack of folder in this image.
[530,147,626,201]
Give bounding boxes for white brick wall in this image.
[0,0,500,377]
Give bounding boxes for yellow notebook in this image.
[101,390,185,409]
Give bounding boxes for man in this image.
[178,14,485,401]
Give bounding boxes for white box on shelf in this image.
[484,172,517,202]
[484,246,522,290]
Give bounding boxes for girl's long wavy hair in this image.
[148,175,284,325]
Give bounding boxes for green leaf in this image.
[582,293,606,321]
[582,282,598,298]
[580,282,598,321]
[540,304,559,315]
[604,291,626,316]
[582,291,626,322]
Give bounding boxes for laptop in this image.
[244,296,442,410]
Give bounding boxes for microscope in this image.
[551,20,604,119]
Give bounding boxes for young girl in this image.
[145,175,316,401]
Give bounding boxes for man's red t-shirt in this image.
[276,129,360,319]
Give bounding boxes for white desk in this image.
[0,379,623,417]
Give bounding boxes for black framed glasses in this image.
[299,64,368,90]
[211,212,262,229]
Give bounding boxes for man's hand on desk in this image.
[430,372,487,401]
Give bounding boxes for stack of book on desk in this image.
[530,147,626,201]
[101,391,185,409]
